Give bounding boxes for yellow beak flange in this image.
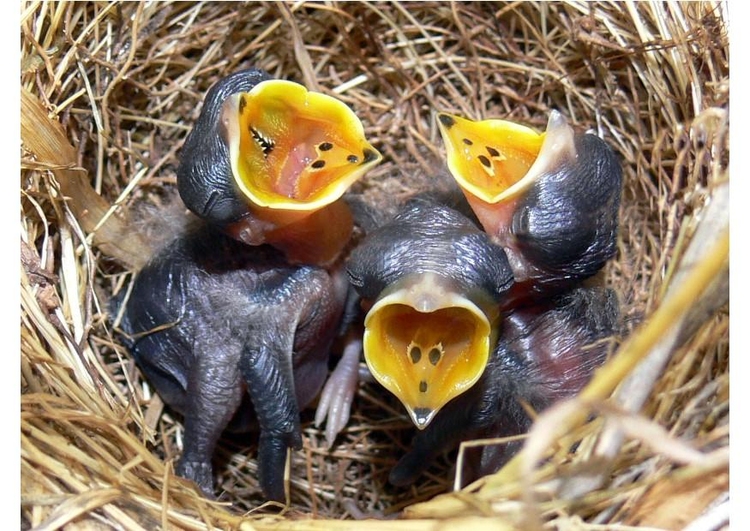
[437,112,544,204]
[437,111,576,235]
[363,273,498,429]
[222,79,382,226]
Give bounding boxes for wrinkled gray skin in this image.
[347,196,515,303]
[506,131,624,302]
[113,223,349,501]
[177,68,273,226]
[389,285,619,487]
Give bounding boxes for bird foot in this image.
[314,336,362,447]
[175,459,215,499]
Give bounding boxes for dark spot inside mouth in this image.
[362,148,379,164]
[311,160,326,169]
[238,95,247,114]
[478,155,491,168]
[419,380,428,393]
[438,114,455,128]
[428,348,441,366]
[410,346,421,364]
[319,142,333,151]
[486,146,500,157]
[463,138,474,146]
[347,154,359,164]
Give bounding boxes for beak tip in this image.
[411,407,435,430]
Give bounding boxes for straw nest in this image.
[21,2,729,529]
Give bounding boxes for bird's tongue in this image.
[275,142,317,199]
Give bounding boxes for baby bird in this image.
[112,69,382,502]
[437,111,622,302]
[347,196,515,430]
[389,284,620,487]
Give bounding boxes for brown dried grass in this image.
[21,2,729,529]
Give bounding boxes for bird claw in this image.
[175,459,215,498]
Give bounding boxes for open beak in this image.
[363,273,498,429]
[437,111,575,235]
[221,79,382,263]
[223,79,382,218]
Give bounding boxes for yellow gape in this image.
[363,273,498,429]
[437,113,543,203]
[223,80,381,217]
[437,111,576,236]
[221,80,382,264]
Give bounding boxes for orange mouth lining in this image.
[224,80,382,212]
[438,112,545,203]
[362,273,497,429]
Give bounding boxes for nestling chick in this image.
[111,68,383,502]
[389,285,620,487]
[437,111,622,302]
[347,197,515,429]
[112,222,350,502]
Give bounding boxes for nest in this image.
[21,2,729,529]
